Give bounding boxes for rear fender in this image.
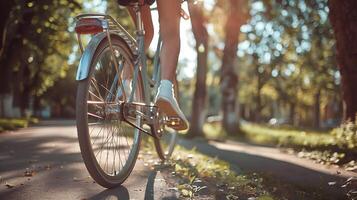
[76,32,135,81]
[76,32,107,81]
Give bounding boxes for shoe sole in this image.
[156,98,188,131]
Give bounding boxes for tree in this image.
[328,0,357,122]
[187,1,209,137]
[0,0,82,117]
[236,0,340,127]
[220,0,248,134]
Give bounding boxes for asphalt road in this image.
[1,120,356,200]
[0,120,178,200]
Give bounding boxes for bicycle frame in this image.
[75,3,164,137]
[76,6,161,101]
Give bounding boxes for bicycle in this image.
[74,1,186,188]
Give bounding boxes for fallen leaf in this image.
[328,181,336,186]
[226,194,239,200]
[24,168,35,177]
[345,165,357,171]
[168,187,178,191]
[181,189,190,197]
[196,186,207,192]
[5,182,15,188]
[193,179,202,183]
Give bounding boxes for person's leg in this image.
[157,0,181,82]
[128,5,154,50]
[123,6,153,83]
[155,0,188,130]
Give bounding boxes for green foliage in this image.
[240,123,334,148]
[0,119,28,131]
[296,149,345,165]
[203,122,227,139]
[0,0,83,116]
[331,121,357,150]
[0,117,38,131]
[236,0,340,124]
[207,122,356,168]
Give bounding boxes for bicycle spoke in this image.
[79,42,142,181]
[88,112,104,119]
[89,90,103,102]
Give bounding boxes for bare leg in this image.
[128,6,154,50]
[124,6,154,80]
[157,0,181,82]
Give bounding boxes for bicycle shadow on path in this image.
[85,166,179,200]
[88,186,130,200]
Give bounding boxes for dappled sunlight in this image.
[1,0,356,199]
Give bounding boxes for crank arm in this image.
[120,102,160,138]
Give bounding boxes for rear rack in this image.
[75,13,138,55]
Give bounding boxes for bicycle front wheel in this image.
[76,36,143,188]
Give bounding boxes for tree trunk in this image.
[314,90,321,128]
[187,1,209,137]
[220,0,247,134]
[20,65,31,117]
[255,69,262,122]
[289,102,295,126]
[328,0,357,122]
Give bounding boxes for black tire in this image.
[154,78,179,161]
[76,36,144,188]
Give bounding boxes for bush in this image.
[331,121,357,150]
[0,118,29,131]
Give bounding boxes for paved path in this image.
[178,138,356,200]
[2,120,356,200]
[0,120,178,200]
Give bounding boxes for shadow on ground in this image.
[0,123,178,200]
[178,138,350,200]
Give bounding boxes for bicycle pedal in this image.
[167,117,181,126]
[148,79,156,88]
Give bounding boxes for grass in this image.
[204,122,357,169]
[140,135,275,199]
[168,145,276,199]
[0,117,39,132]
[203,122,227,140]
[240,123,335,148]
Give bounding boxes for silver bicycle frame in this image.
[131,3,162,105]
[75,6,162,106]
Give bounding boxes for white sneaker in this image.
[155,80,189,131]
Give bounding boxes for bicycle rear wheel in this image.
[76,36,143,188]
